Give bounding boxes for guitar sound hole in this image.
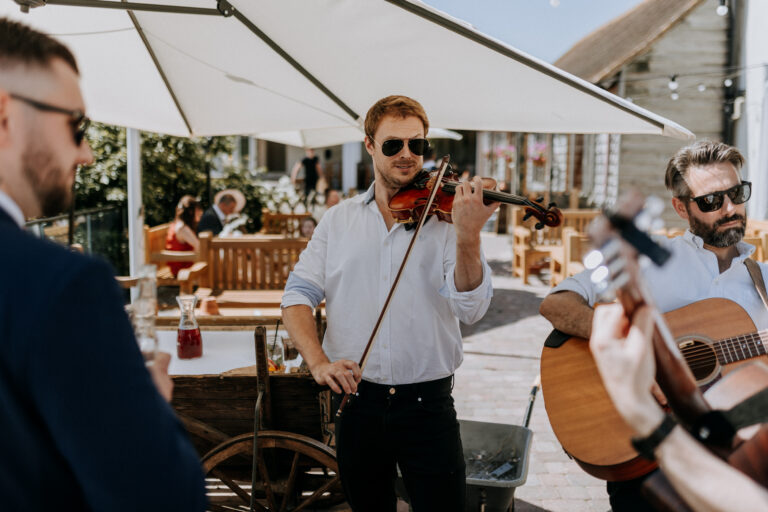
[679,340,717,382]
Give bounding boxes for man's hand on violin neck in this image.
[311,359,362,394]
[451,176,500,243]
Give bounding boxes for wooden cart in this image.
[170,325,345,511]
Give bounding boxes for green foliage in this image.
[77,123,235,226]
[77,123,272,270]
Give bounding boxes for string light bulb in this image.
[698,84,707,92]
[667,75,679,91]
[724,78,733,87]
[716,0,729,16]
[671,92,680,101]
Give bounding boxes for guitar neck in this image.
[714,330,768,364]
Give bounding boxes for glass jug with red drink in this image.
[176,295,202,359]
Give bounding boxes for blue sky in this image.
[424,0,644,62]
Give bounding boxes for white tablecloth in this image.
[159,329,288,375]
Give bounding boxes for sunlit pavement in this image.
[452,233,610,512]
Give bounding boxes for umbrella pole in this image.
[68,180,76,246]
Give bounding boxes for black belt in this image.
[353,375,454,402]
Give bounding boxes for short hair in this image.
[0,17,79,74]
[364,95,429,141]
[665,140,745,198]
[218,194,236,205]
[176,195,200,230]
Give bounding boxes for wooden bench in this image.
[182,233,308,294]
[144,223,204,293]
[511,208,601,284]
[260,210,312,238]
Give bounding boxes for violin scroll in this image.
[524,202,563,230]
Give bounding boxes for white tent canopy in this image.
[4,0,693,140]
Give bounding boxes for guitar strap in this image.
[744,258,768,311]
[685,258,768,447]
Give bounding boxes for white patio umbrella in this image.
[4,0,693,139]
[4,0,694,277]
[257,127,462,149]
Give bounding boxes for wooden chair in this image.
[260,210,312,238]
[144,223,204,293]
[512,226,550,285]
[511,208,601,285]
[549,228,591,286]
[744,235,765,261]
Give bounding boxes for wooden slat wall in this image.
[617,1,728,229]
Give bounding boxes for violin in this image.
[388,161,562,230]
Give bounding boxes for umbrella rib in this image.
[46,0,221,16]
[125,9,194,136]
[230,9,361,123]
[386,0,668,134]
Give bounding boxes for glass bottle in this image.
[176,295,203,359]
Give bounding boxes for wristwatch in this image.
[631,414,677,461]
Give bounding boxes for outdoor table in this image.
[158,329,286,376]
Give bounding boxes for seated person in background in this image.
[313,189,341,220]
[300,216,317,238]
[165,195,201,277]
[590,304,768,511]
[197,189,244,235]
[326,188,341,208]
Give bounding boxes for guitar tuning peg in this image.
[535,222,544,230]
[644,196,665,217]
[523,211,533,221]
[548,202,557,209]
[535,196,544,203]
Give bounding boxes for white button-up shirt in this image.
[281,185,493,385]
[552,230,768,329]
[0,190,25,227]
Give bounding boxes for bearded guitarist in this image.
[539,140,768,511]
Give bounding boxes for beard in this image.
[22,144,73,217]
[687,207,746,248]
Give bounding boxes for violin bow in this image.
[336,155,452,416]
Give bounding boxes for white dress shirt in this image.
[552,230,768,329]
[0,190,25,227]
[282,185,493,385]
[213,204,227,224]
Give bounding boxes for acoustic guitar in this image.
[540,196,768,482]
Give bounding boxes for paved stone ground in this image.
[453,233,610,512]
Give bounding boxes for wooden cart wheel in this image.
[201,430,345,511]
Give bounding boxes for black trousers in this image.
[334,376,465,512]
[607,473,657,512]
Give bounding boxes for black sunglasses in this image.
[374,137,430,157]
[10,93,91,146]
[685,180,752,213]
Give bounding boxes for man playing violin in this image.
[540,140,768,511]
[282,95,498,511]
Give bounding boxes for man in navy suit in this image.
[197,193,237,235]
[0,18,206,510]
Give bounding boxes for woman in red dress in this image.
[165,195,202,277]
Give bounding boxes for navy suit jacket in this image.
[196,207,223,235]
[0,207,206,510]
